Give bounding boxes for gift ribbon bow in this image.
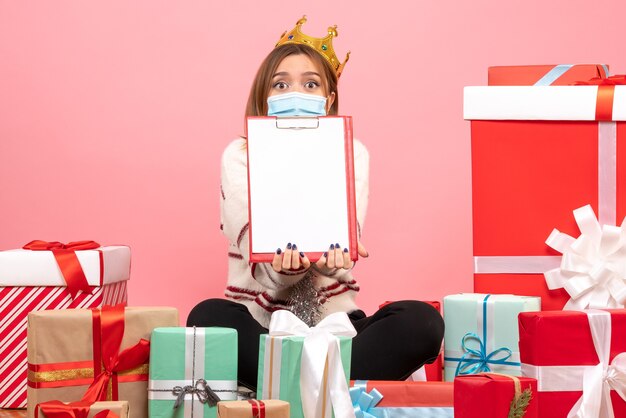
[568,310,626,418]
[172,379,220,408]
[269,310,357,418]
[454,332,516,376]
[81,304,151,402]
[544,205,626,310]
[574,75,626,121]
[446,295,520,376]
[36,400,120,418]
[349,382,384,418]
[23,240,101,299]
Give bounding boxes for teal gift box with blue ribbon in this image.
[443,294,540,381]
[148,327,238,418]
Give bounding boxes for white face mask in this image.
[267,92,327,117]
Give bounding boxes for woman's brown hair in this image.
[245,43,339,119]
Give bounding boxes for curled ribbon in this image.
[349,383,384,418]
[454,333,515,376]
[567,311,626,418]
[172,379,221,408]
[23,240,101,299]
[269,310,357,418]
[81,304,151,403]
[544,205,626,310]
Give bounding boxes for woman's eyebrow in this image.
[302,71,321,77]
[272,71,290,78]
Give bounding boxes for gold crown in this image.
[275,16,350,77]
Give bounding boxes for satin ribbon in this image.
[23,240,100,299]
[248,400,266,418]
[81,304,151,403]
[574,75,626,121]
[534,64,575,86]
[268,310,357,418]
[36,400,120,418]
[544,205,626,310]
[350,381,384,418]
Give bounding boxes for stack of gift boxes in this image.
[451,62,626,417]
[2,62,625,418]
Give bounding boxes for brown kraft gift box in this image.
[27,306,179,418]
[217,400,290,417]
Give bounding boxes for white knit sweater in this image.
[220,137,370,328]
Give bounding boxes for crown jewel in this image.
[275,16,350,77]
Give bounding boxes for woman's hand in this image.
[315,241,369,270]
[272,243,311,273]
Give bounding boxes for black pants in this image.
[187,299,444,389]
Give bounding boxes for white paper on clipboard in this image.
[246,116,357,263]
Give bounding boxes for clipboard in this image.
[246,116,358,263]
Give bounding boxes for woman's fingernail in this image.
[292,244,297,250]
[276,248,282,254]
[335,243,340,248]
[344,248,348,252]
[324,252,328,257]
[300,252,305,257]
[330,244,335,250]
[287,243,292,249]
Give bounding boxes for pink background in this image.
[1,1,625,323]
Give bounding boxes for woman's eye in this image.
[273,81,288,90]
[305,81,320,89]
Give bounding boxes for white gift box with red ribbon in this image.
[0,243,130,408]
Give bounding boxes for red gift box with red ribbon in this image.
[26,305,178,418]
[350,380,453,416]
[519,309,626,418]
[454,373,538,418]
[465,75,626,310]
[0,241,130,408]
[488,64,608,86]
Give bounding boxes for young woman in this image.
[187,17,444,390]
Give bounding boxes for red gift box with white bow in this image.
[465,76,626,310]
[519,309,626,418]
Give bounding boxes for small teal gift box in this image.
[443,294,540,381]
[148,327,238,418]
[257,310,356,418]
